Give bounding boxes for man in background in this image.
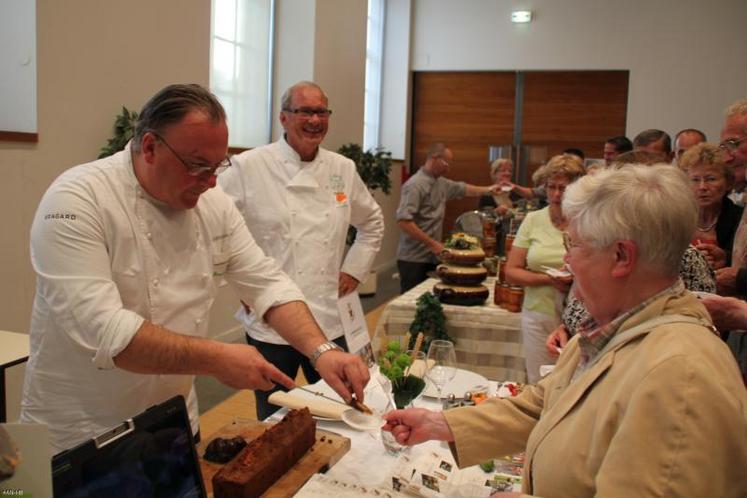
[22,84,369,451]
[673,128,707,165]
[713,98,747,382]
[633,129,674,163]
[717,99,747,293]
[602,135,633,165]
[219,81,383,419]
[395,143,499,293]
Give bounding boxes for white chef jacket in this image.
[21,144,304,452]
[218,136,384,344]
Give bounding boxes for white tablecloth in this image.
[270,378,514,496]
[373,277,527,383]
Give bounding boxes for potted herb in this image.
[408,291,454,352]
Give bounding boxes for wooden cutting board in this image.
[198,418,351,497]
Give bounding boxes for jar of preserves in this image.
[498,256,508,282]
[499,283,511,309]
[505,286,524,312]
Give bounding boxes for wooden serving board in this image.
[198,418,351,497]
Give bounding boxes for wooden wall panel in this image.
[521,70,629,180]
[411,72,516,236]
[409,70,629,241]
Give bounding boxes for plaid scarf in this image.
[574,280,686,375]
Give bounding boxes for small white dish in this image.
[500,185,513,192]
[542,265,572,278]
[341,408,383,431]
[422,368,489,398]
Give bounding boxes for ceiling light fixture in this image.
[511,11,532,23]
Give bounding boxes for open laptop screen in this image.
[51,395,206,498]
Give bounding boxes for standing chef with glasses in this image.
[218,81,384,419]
[22,84,369,452]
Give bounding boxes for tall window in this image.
[211,0,274,148]
[363,0,385,151]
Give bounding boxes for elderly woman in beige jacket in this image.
[383,165,747,498]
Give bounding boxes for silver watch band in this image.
[309,341,343,369]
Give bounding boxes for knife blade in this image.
[295,385,349,406]
[296,386,373,414]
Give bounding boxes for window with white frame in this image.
[363,0,385,151]
[210,0,274,148]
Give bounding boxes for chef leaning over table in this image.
[20,84,369,453]
[218,81,384,420]
[383,165,747,498]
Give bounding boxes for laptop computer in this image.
[51,395,206,498]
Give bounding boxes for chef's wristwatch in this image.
[309,341,343,369]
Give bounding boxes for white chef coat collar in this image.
[279,134,322,165]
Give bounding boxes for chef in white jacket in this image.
[21,84,370,452]
[219,81,384,418]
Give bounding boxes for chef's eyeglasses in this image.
[718,136,747,152]
[149,130,232,177]
[283,107,333,119]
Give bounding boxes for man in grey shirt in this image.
[396,143,499,293]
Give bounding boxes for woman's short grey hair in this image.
[280,81,328,111]
[563,164,696,276]
[132,84,226,152]
[678,142,734,185]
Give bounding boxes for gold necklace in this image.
[696,217,718,232]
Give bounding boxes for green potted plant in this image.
[408,291,454,352]
[98,107,138,159]
[337,143,393,295]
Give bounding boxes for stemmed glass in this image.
[426,340,457,405]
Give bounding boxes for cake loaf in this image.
[213,408,316,498]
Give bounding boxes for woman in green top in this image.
[505,154,586,383]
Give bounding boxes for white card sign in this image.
[337,292,374,365]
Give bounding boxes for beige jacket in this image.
[444,291,747,498]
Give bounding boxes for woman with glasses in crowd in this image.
[504,154,585,383]
[679,142,743,269]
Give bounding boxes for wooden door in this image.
[410,70,628,240]
[521,70,629,182]
[411,72,516,237]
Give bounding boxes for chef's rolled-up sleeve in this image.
[30,181,145,370]
[395,181,422,222]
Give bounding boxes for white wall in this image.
[0,0,212,335]
[407,0,747,144]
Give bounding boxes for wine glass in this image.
[426,340,457,405]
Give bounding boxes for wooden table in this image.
[0,330,30,422]
[373,277,527,383]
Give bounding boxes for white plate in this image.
[542,267,572,278]
[422,368,489,398]
[341,408,384,431]
[500,185,513,192]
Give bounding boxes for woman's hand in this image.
[382,408,454,445]
[548,273,573,293]
[545,325,569,356]
[494,205,510,217]
[695,242,727,269]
